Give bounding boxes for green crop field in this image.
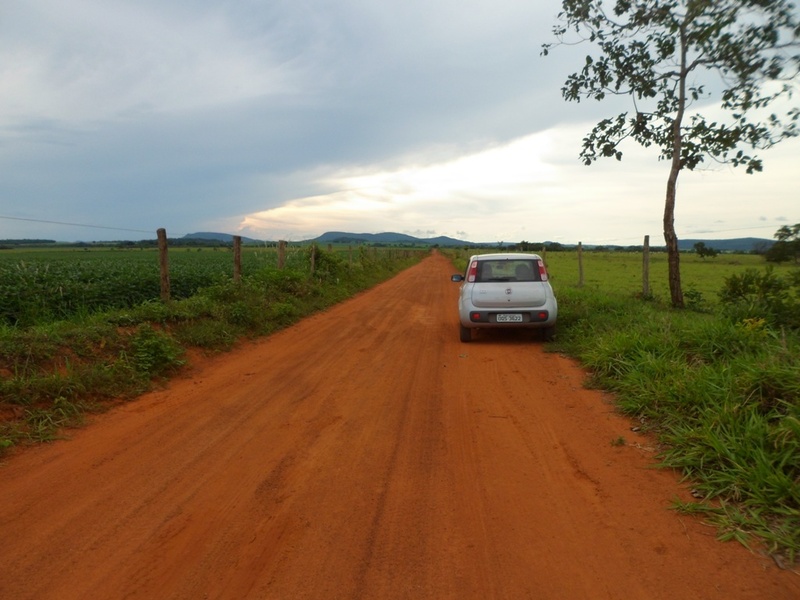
[0,244,357,326]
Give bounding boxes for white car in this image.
[451,253,557,342]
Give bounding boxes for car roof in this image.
[470,253,542,261]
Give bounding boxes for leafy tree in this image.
[692,241,718,258]
[543,0,800,307]
[766,223,800,263]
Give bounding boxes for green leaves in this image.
[128,325,185,377]
[544,0,800,173]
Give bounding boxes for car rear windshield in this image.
[475,259,541,282]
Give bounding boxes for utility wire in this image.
[0,215,158,235]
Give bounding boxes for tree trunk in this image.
[664,168,683,308]
[664,19,689,309]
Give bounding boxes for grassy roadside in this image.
[0,246,427,453]
[446,249,799,564]
[553,287,799,565]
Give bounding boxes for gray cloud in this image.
[1,1,794,243]
[2,1,573,236]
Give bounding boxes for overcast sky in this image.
[1,0,797,245]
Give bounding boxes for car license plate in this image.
[496,313,523,323]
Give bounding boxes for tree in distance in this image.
[543,0,800,307]
[692,241,718,259]
[766,223,800,263]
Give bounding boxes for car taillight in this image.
[467,260,478,282]
[537,259,548,281]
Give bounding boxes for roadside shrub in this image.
[127,325,185,377]
[250,268,311,297]
[173,320,238,351]
[308,245,348,282]
[719,267,800,329]
[683,286,709,312]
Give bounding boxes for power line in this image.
[0,215,156,235]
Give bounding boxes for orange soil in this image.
[1,252,797,599]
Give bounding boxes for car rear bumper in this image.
[459,309,556,328]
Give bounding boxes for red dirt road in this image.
[1,252,797,599]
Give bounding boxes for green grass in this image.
[545,250,792,307]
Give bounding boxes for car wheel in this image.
[459,325,472,343]
[542,326,556,342]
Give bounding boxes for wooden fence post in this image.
[642,235,650,298]
[577,241,584,288]
[157,228,170,302]
[233,236,242,283]
[278,240,286,270]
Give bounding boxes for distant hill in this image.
[310,231,470,246]
[677,237,774,252]
[181,231,774,252]
[311,232,774,251]
[182,232,263,244]
[181,231,470,246]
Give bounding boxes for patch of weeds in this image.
[0,372,86,406]
[0,435,14,453]
[74,360,149,400]
[684,287,708,312]
[224,300,262,328]
[173,319,239,351]
[265,301,300,327]
[23,396,87,443]
[128,325,185,377]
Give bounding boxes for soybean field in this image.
[0,246,307,326]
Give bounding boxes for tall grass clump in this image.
[552,284,800,563]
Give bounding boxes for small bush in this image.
[128,325,185,377]
[173,320,239,351]
[719,267,800,329]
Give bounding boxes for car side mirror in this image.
[451,274,464,282]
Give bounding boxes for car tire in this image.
[459,325,472,343]
[542,326,556,342]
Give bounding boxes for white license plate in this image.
[496,314,523,323]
